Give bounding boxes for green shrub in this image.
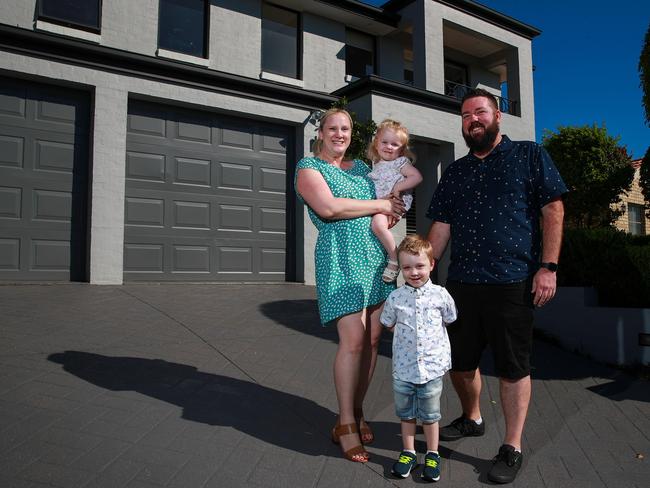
[558,228,650,307]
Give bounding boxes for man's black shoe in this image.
[487,444,523,484]
[439,415,485,441]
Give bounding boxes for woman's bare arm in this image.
[297,168,404,220]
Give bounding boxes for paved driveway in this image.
[0,284,648,487]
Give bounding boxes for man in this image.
[427,88,567,484]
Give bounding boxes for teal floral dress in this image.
[295,157,396,325]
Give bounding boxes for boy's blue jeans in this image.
[393,376,443,423]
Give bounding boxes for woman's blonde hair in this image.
[313,108,353,157]
[366,119,416,163]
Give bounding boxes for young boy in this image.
[380,235,457,482]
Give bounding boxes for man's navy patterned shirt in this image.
[427,135,568,284]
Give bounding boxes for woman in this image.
[295,108,405,463]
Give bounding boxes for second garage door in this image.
[124,101,292,282]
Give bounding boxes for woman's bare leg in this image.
[354,303,384,442]
[334,310,369,461]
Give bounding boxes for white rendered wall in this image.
[101,0,159,55]
[211,0,261,77]
[0,0,34,28]
[89,87,128,284]
[302,13,346,93]
[427,1,536,140]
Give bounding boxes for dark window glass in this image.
[262,3,299,78]
[444,60,469,97]
[159,0,207,58]
[38,0,101,31]
[628,203,646,235]
[346,29,374,78]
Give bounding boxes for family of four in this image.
[294,88,568,484]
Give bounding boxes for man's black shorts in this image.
[445,279,534,380]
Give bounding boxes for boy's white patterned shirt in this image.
[380,280,457,384]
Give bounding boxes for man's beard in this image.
[462,120,499,153]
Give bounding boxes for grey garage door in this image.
[124,101,292,281]
[0,77,89,281]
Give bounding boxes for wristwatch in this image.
[539,262,558,272]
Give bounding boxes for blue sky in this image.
[362,0,650,159]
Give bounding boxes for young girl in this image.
[367,120,423,282]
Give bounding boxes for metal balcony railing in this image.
[444,80,518,116]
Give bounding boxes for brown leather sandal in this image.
[354,408,374,445]
[331,421,369,463]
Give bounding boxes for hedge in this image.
[558,228,650,307]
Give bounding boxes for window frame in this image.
[261,2,302,80]
[628,203,646,236]
[345,28,377,79]
[37,0,102,33]
[158,0,210,59]
[444,60,469,86]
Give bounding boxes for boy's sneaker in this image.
[421,452,441,482]
[391,451,417,478]
[439,415,485,441]
[487,444,523,484]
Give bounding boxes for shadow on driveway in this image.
[259,299,649,403]
[47,350,407,468]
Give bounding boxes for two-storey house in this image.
[0,0,540,285]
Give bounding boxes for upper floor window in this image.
[346,29,375,79]
[38,0,101,32]
[444,60,469,97]
[262,3,300,79]
[628,203,646,235]
[158,0,208,58]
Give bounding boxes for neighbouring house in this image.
[614,159,649,235]
[0,0,540,285]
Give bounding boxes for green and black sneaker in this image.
[391,451,417,478]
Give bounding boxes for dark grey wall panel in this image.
[32,240,69,270]
[124,100,292,281]
[0,187,21,218]
[126,152,166,182]
[175,158,210,186]
[0,77,89,281]
[0,135,24,167]
[125,197,165,226]
[261,249,285,273]
[33,190,72,221]
[123,244,164,272]
[0,238,20,269]
[173,201,210,229]
[173,245,210,272]
[260,168,286,193]
[35,140,75,172]
[219,162,253,190]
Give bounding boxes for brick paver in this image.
[0,284,648,487]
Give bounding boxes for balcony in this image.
[444,80,518,116]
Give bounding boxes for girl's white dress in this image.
[367,156,413,210]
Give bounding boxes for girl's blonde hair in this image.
[366,119,416,163]
[313,108,353,157]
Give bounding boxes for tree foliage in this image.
[543,125,634,229]
[641,146,650,218]
[637,23,650,220]
[640,21,650,126]
[332,97,377,164]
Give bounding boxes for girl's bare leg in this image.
[371,214,398,262]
